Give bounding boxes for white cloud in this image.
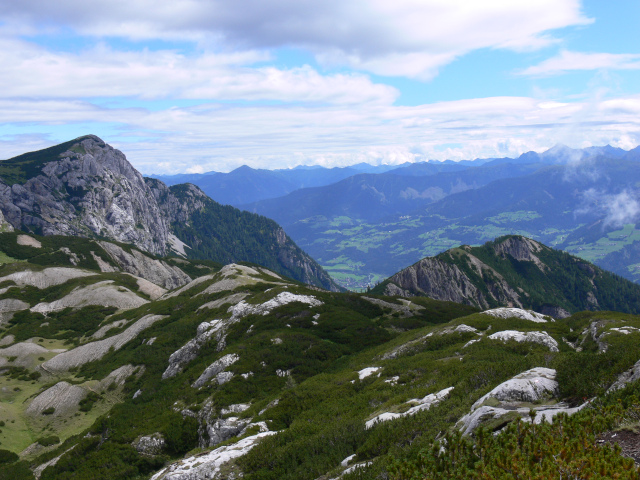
[0,38,396,104]
[577,189,640,228]
[0,0,591,79]
[3,91,640,174]
[520,50,640,77]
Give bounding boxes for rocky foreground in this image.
[0,231,639,479]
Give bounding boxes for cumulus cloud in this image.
[2,90,638,174]
[520,50,640,77]
[0,0,591,79]
[578,189,640,228]
[0,38,396,104]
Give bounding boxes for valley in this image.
[1,138,640,479]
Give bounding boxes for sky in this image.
[0,0,639,174]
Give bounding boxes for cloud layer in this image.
[1,0,591,79]
[520,50,640,76]
[3,93,639,174]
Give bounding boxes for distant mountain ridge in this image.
[373,235,640,316]
[151,143,635,207]
[238,151,640,289]
[0,136,341,291]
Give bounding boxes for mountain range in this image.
[2,137,640,478]
[235,146,640,289]
[0,136,340,292]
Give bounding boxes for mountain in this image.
[241,161,546,226]
[0,136,340,291]
[373,235,640,317]
[1,234,640,479]
[238,153,640,289]
[152,164,366,207]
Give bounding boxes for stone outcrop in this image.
[43,314,166,372]
[150,431,276,480]
[488,330,559,352]
[192,353,239,388]
[0,135,339,291]
[0,136,169,255]
[97,241,191,290]
[457,368,587,435]
[26,381,87,417]
[382,256,491,307]
[379,235,609,316]
[133,433,166,456]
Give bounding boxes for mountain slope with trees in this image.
[0,233,640,479]
[374,235,640,316]
[0,136,340,291]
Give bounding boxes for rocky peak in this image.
[0,135,169,255]
[0,136,341,291]
[492,236,548,271]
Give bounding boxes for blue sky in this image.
[0,0,639,174]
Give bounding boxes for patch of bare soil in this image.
[598,430,640,464]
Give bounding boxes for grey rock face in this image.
[493,236,546,269]
[0,135,339,292]
[383,257,491,308]
[0,136,169,255]
[98,241,191,290]
[192,354,239,388]
[133,433,166,456]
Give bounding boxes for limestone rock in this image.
[133,433,166,456]
[457,367,587,436]
[30,280,148,313]
[151,431,276,480]
[472,367,558,409]
[0,136,169,255]
[0,267,96,289]
[488,330,559,352]
[43,314,166,372]
[26,381,86,416]
[192,354,240,388]
[98,241,191,290]
[482,308,550,323]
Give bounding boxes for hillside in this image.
[1,233,640,478]
[373,235,640,317]
[239,153,640,289]
[0,136,340,292]
[152,165,366,207]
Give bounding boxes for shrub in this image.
[37,436,60,447]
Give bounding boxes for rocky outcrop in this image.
[150,431,276,480]
[43,314,166,372]
[97,241,191,290]
[192,354,239,388]
[488,330,559,352]
[365,386,454,429]
[457,368,587,435]
[133,433,166,456]
[377,235,622,316]
[492,236,547,270]
[482,308,550,323]
[163,285,324,379]
[382,257,490,307]
[0,136,339,291]
[26,381,87,417]
[0,267,97,289]
[30,280,149,313]
[0,136,169,255]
